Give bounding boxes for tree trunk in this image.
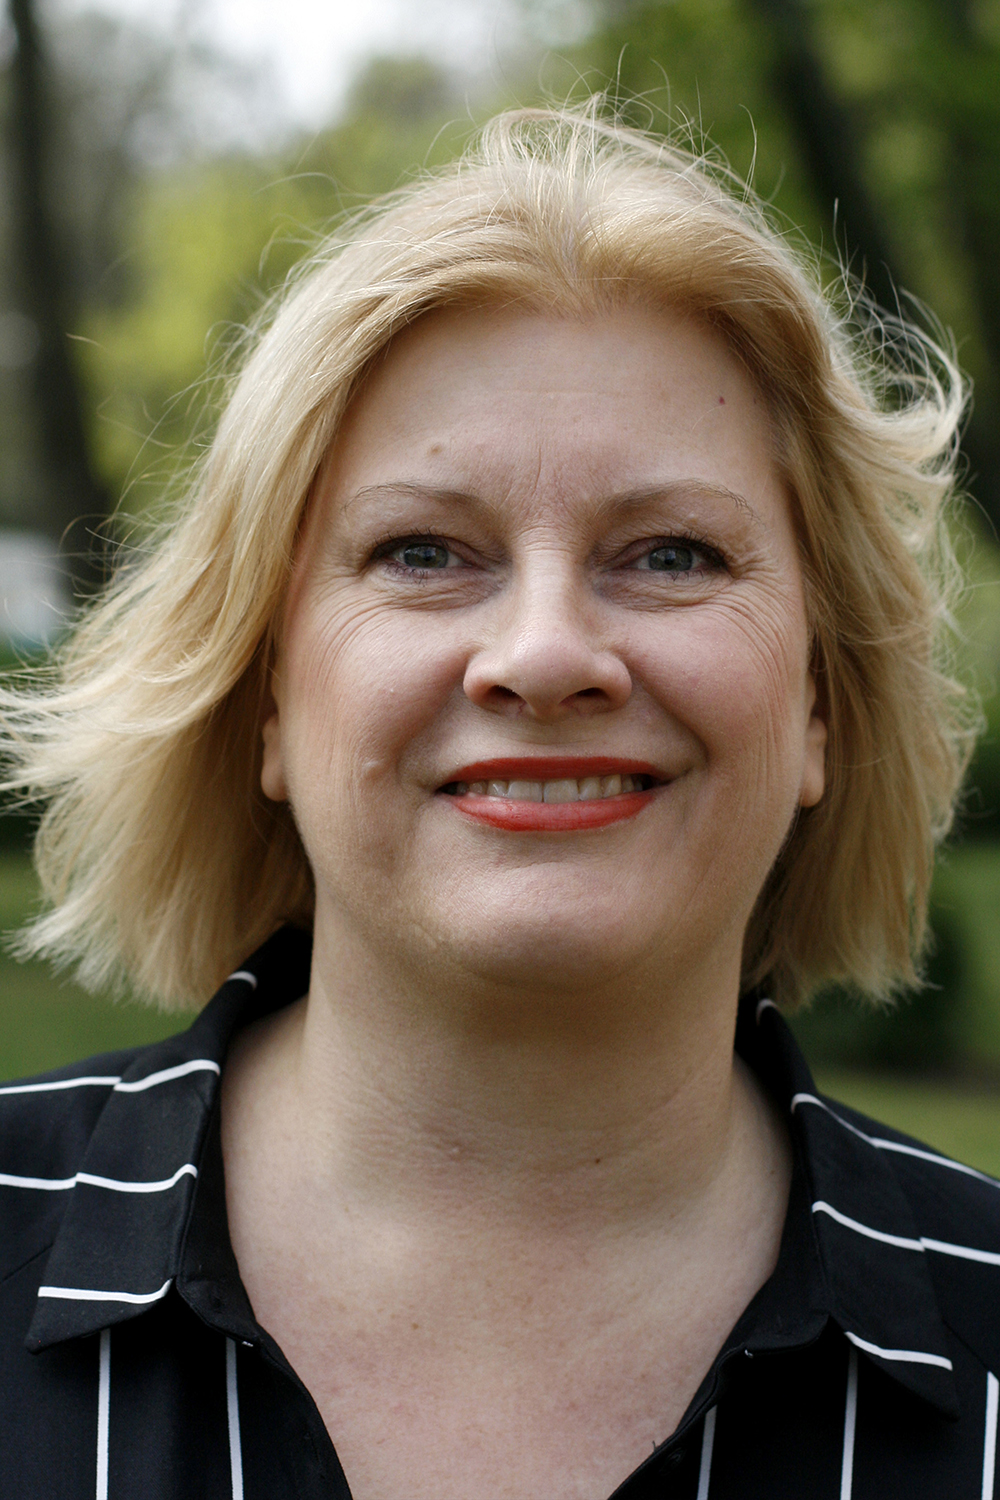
[8,0,110,593]
[745,0,1000,533]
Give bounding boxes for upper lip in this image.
[440,756,665,786]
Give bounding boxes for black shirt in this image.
[3,926,1000,1498]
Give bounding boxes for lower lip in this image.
[446,788,657,831]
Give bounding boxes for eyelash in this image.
[368,529,727,575]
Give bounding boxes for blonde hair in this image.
[0,100,975,1009]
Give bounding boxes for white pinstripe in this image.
[96,1328,110,1500]
[0,1075,119,1096]
[984,1372,999,1500]
[113,1061,220,1093]
[922,1236,1000,1267]
[812,1200,923,1251]
[813,1200,1000,1269]
[840,1347,858,1500]
[39,1278,173,1306]
[0,1059,219,1097]
[226,1339,245,1500]
[696,1406,716,1500]
[0,1164,197,1193]
[843,1329,953,1370]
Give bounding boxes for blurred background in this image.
[1,0,999,1164]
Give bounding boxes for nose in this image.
[463,560,632,720]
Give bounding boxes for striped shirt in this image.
[3,925,1000,1497]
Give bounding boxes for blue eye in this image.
[633,540,719,574]
[395,541,452,569]
[646,544,697,572]
[626,537,723,578]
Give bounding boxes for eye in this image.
[398,541,452,569]
[632,538,721,574]
[378,537,460,571]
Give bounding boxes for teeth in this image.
[455,774,650,801]
[543,779,579,803]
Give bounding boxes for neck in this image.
[233,906,773,1241]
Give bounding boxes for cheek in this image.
[638,598,811,777]
[278,594,465,800]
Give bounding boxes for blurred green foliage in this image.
[547,0,1000,426]
[75,55,476,510]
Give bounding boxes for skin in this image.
[223,303,827,1500]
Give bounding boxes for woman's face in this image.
[263,304,826,996]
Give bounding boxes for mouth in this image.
[438,758,665,832]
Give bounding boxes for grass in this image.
[1,849,999,1177]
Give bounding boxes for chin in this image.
[464,940,634,996]
[436,899,653,995]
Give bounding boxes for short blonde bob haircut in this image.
[0,100,975,1011]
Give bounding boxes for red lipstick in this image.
[439,757,662,832]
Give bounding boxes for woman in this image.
[1,103,996,1499]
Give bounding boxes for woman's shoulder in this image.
[821,1093,1000,1222]
[817,1092,1000,1366]
[0,1042,191,1276]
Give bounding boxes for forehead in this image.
[314,301,785,531]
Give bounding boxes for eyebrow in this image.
[349,482,476,510]
[597,481,762,526]
[349,479,763,525]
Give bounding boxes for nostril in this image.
[464,642,632,718]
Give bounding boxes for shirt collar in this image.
[26,931,960,1415]
[25,927,310,1353]
[736,997,959,1416]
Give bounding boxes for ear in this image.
[260,694,288,803]
[799,673,827,809]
